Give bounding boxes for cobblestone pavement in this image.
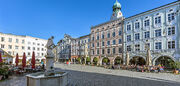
[0,63,180,86]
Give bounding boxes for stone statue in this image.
[46,36,55,58]
[45,36,56,76]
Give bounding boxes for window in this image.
[37,43,40,46]
[97,49,99,54]
[92,43,94,47]
[22,40,25,44]
[135,44,140,51]
[155,16,161,24]
[102,34,104,39]
[1,44,5,48]
[1,37,5,42]
[107,49,110,54]
[97,35,99,40]
[168,41,175,49]
[127,35,131,42]
[127,24,131,31]
[102,49,105,54]
[33,47,35,50]
[107,41,110,45]
[155,29,161,37]
[42,44,44,46]
[135,33,140,40]
[144,31,150,38]
[135,22,140,29]
[22,46,25,50]
[168,27,175,35]
[119,48,122,53]
[28,42,31,44]
[144,19,150,27]
[107,33,110,38]
[113,40,116,45]
[168,13,175,22]
[97,42,99,47]
[28,47,31,50]
[112,32,116,37]
[8,51,11,55]
[113,48,116,54]
[119,31,122,35]
[102,41,104,46]
[92,50,94,55]
[127,45,131,51]
[33,42,35,45]
[15,46,19,49]
[155,42,162,50]
[119,39,122,44]
[8,45,12,49]
[42,53,44,56]
[16,39,19,43]
[37,48,40,51]
[8,38,12,42]
[92,36,94,41]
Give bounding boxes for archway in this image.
[155,56,174,68]
[130,56,146,65]
[114,57,123,65]
[102,58,110,65]
[93,57,98,65]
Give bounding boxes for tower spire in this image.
[110,0,123,20]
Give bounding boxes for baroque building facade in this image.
[90,0,124,65]
[123,1,180,67]
[0,32,47,64]
[56,0,180,67]
[56,34,72,62]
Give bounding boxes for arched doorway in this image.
[93,57,98,65]
[114,57,123,65]
[155,56,174,68]
[130,56,146,65]
[102,58,110,65]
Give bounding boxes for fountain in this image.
[26,36,68,86]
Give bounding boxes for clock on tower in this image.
[111,0,123,20]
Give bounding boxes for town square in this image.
[0,0,180,86]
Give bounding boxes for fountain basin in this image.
[26,72,68,86]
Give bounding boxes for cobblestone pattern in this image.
[0,63,180,86]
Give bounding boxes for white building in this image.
[123,1,180,67]
[0,32,47,64]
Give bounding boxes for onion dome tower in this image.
[111,0,123,20]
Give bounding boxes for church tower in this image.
[111,0,123,20]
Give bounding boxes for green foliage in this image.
[93,57,98,64]
[86,57,91,62]
[103,58,109,63]
[77,57,81,63]
[170,61,180,69]
[115,59,121,64]
[0,66,9,75]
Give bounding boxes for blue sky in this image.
[0,0,177,43]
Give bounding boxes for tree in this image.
[93,57,98,65]
[77,57,81,64]
[86,57,91,64]
[170,61,180,69]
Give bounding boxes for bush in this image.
[93,57,98,65]
[170,61,180,69]
[103,58,109,63]
[86,57,91,62]
[77,57,81,63]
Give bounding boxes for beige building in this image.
[90,1,124,65]
[71,34,90,63]
[0,32,47,64]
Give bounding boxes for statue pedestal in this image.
[45,56,55,76]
